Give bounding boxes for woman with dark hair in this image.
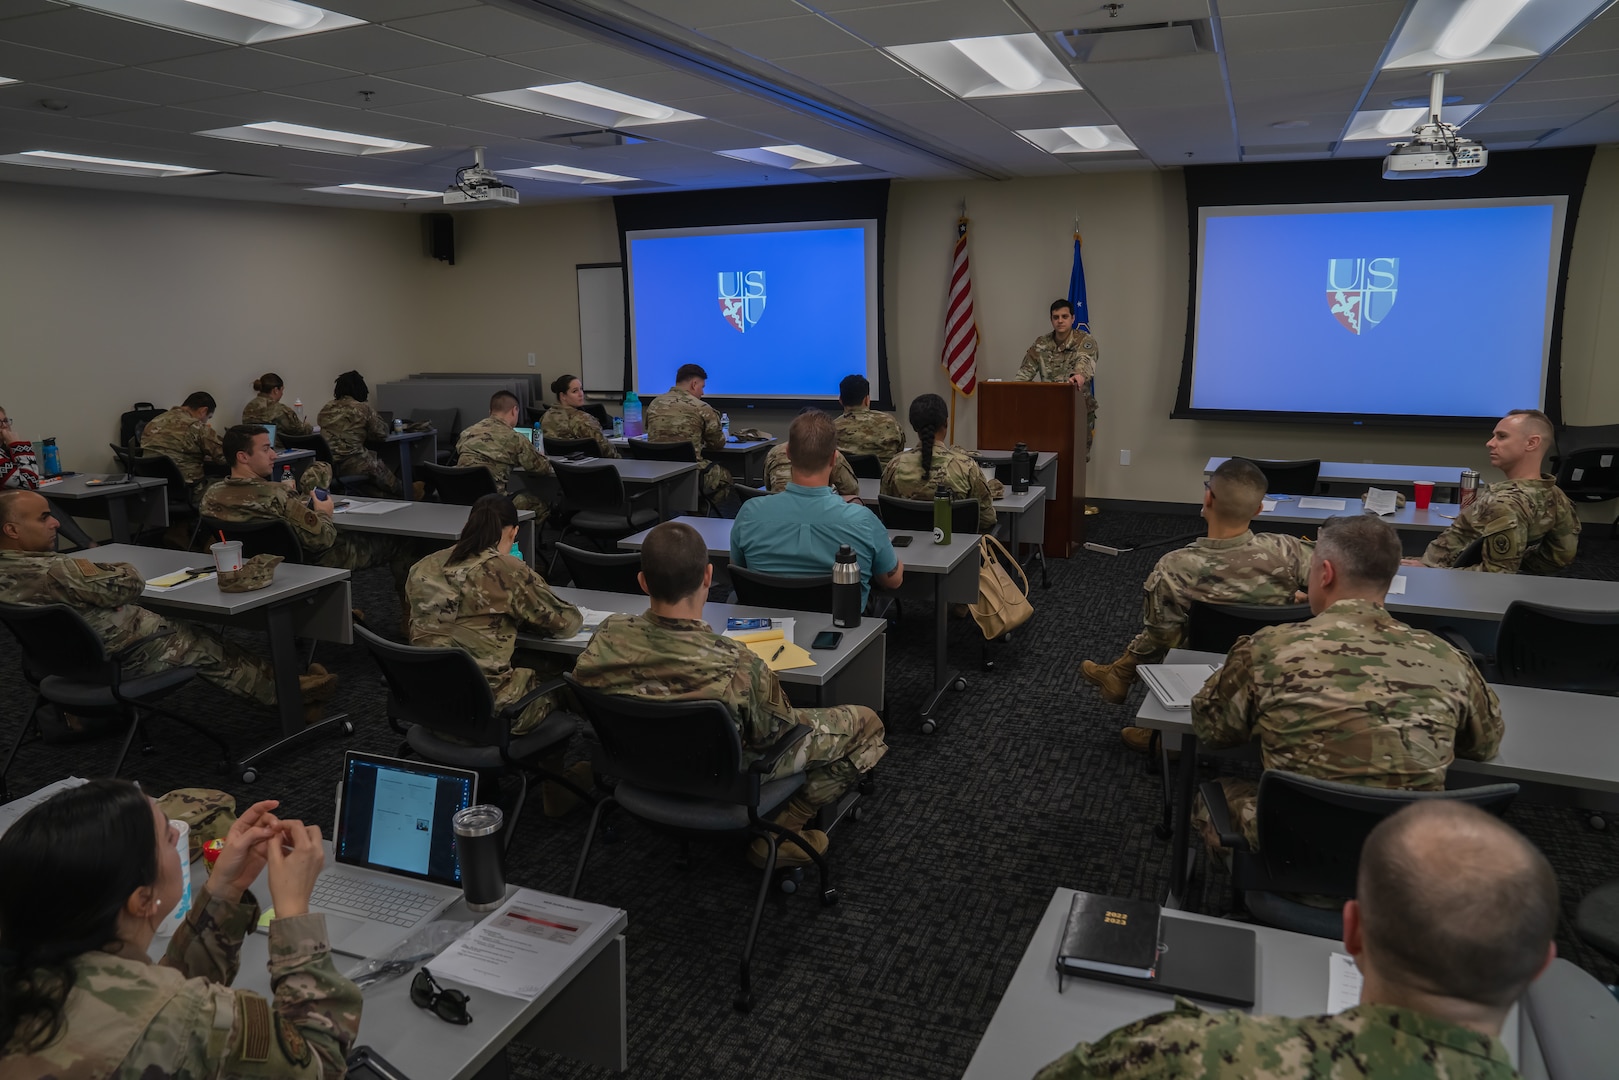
[136,391,226,503]
[405,495,590,813]
[879,393,997,532]
[0,779,360,1076]
[242,372,313,440]
[538,374,616,458]
[316,370,400,498]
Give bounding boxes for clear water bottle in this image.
[832,544,861,627]
[623,391,643,438]
[393,418,405,433]
[292,397,304,419]
[933,484,952,545]
[1012,441,1032,494]
[721,412,730,441]
[41,437,60,477]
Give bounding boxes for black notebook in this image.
[1056,892,1161,980]
[1056,899,1258,1007]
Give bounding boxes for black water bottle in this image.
[832,544,862,627]
[1011,441,1031,494]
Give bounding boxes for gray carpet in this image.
[3,510,1616,1079]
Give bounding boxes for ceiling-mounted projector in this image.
[1383,70,1486,180]
[444,145,518,206]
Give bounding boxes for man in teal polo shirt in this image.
[730,409,902,609]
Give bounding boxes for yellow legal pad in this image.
[731,629,816,671]
[146,567,216,588]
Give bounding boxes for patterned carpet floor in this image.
[3,509,1616,1079]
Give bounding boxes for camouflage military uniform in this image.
[1421,475,1580,574]
[138,406,225,501]
[880,443,998,533]
[316,396,399,497]
[763,444,859,496]
[0,549,277,706]
[572,612,886,806]
[406,546,583,734]
[645,386,732,508]
[1,886,361,1079]
[200,467,415,587]
[834,405,905,467]
[1015,330,1100,457]
[539,403,618,459]
[1191,597,1502,850]
[455,416,552,517]
[1127,532,1313,661]
[1033,997,1516,1079]
[240,394,312,441]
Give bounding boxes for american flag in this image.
[941,216,978,396]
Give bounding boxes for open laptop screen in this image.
[335,753,476,886]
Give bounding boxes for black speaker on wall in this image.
[424,213,454,265]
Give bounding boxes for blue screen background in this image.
[629,226,869,396]
[1190,204,1555,417]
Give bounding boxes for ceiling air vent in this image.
[538,129,650,149]
[1055,21,1210,64]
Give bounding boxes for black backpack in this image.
[120,402,163,447]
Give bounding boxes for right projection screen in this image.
[1185,197,1567,423]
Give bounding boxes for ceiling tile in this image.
[380,57,556,95]
[0,9,229,66]
[259,25,479,72]
[149,47,355,90]
[696,15,864,57]
[770,49,908,84]
[1219,4,1405,52]
[503,42,667,80]
[624,0,805,25]
[1495,74,1619,106]
[373,94,591,138]
[970,93,1112,127]
[41,67,233,106]
[588,69,729,101]
[0,40,118,82]
[0,83,152,118]
[823,1,1029,45]
[386,7,584,55]
[831,76,952,107]
[320,0,482,20]
[279,73,455,110]
[1225,42,1385,81]
[1020,0,1208,32]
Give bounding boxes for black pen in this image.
[770,644,785,661]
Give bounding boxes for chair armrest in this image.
[1197,779,1250,853]
[111,627,174,664]
[748,724,811,774]
[496,676,568,721]
[1432,627,1492,674]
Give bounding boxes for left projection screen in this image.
[626,220,878,399]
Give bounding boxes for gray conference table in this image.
[514,459,700,522]
[1387,564,1619,620]
[374,428,436,492]
[1205,456,1470,499]
[1255,495,1459,533]
[855,478,1047,578]
[609,433,778,486]
[517,585,887,713]
[44,474,168,544]
[92,544,353,780]
[1136,648,1619,908]
[235,852,629,1077]
[332,498,537,567]
[964,887,1538,1079]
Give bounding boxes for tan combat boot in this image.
[748,795,829,869]
[1080,650,1143,705]
[542,760,595,818]
[299,664,338,704]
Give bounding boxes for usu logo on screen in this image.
[1326,257,1398,335]
[718,271,766,332]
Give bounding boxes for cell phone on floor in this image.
[891,535,913,547]
[812,630,843,650]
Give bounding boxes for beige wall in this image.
[1560,145,1619,426]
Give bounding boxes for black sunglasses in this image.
[410,968,472,1025]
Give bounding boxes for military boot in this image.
[1080,650,1142,705]
[542,759,595,818]
[299,664,338,704]
[748,795,829,869]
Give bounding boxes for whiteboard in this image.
[577,263,626,393]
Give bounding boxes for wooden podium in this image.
[977,382,1087,556]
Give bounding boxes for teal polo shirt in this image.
[730,482,898,608]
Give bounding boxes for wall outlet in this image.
[1119,449,1131,466]
[527,352,536,367]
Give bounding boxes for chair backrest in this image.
[555,544,644,594]
[420,462,498,506]
[0,602,117,686]
[564,676,753,804]
[843,452,882,480]
[729,564,834,613]
[352,624,507,748]
[200,515,306,564]
[408,407,459,438]
[543,435,599,458]
[279,431,336,466]
[877,494,979,535]
[1186,600,1314,653]
[119,403,162,448]
[1233,457,1321,496]
[625,439,697,463]
[553,460,631,516]
[1555,446,1619,502]
[1452,535,1485,568]
[733,483,770,503]
[1495,601,1619,694]
[1252,771,1518,897]
[127,453,194,513]
[580,403,612,430]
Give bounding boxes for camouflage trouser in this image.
[1194,776,1257,854]
[698,459,733,509]
[122,617,276,706]
[508,651,574,735]
[312,530,418,590]
[334,450,400,498]
[760,704,886,807]
[511,490,551,525]
[1125,628,1174,662]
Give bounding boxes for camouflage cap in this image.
[156,787,237,860]
[218,553,284,592]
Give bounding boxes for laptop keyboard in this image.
[310,873,442,926]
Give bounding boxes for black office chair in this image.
[729,565,834,613]
[580,403,612,430]
[843,452,882,480]
[1185,601,1314,653]
[525,404,548,426]
[1234,457,1321,497]
[543,435,599,458]
[0,602,229,796]
[1200,770,1518,938]
[353,625,592,852]
[1575,879,1619,966]
[554,544,644,594]
[1492,601,1619,695]
[1555,446,1619,539]
[877,494,980,535]
[624,438,698,464]
[280,432,369,496]
[733,483,770,503]
[550,461,660,555]
[125,451,200,544]
[563,675,837,1012]
[407,408,458,464]
[108,443,137,471]
[420,462,497,507]
[199,516,306,564]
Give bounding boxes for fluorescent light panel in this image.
[526,164,639,184]
[1382,0,1608,69]
[60,0,359,44]
[0,77,18,87]
[715,144,860,169]
[1016,126,1137,154]
[884,34,1080,98]
[0,150,212,177]
[197,122,427,156]
[1343,104,1482,140]
[312,183,440,199]
[477,83,701,128]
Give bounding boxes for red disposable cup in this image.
[1412,481,1434,510]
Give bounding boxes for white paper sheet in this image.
[557,608,620,644]
[429,890,621,1000]
[334,500,404,515]
[1327,952,1363,1014]
[1261,499,1278,512]
[1363,488,1398,516]
[1386,575,1407,595]
[1298,497,1347,510]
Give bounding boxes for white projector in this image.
[1383,125,1488,180]
[442,182,519,205]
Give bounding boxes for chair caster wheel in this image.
[920,719,937,735]
[820,888,839,906]
[1590,814,1607,831]
[953,677,967,691]
[778,867,803,894]
[341,721,355,736]
[240,767,258,784]
[981,661,995,672]
[1153,824,1172,841]
[850,805,865,822]
[733,993,752,1013]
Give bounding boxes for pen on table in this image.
[770,644,785,662]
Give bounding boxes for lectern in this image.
[977,382,1086,556]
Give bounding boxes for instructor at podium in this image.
[1016,298,1098,460]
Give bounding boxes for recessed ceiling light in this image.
[1382,0,1609,69]
[1343,103,1482,140]
[885,34,1081,98]
[197,121,428,155]
[312,183,440,199]
[1436,0,1534,58]
[0,77,18,87]
[0,150,212,177]
[477,83,701,128]
[715,144,859,169]
[1269,119,1311,130]
[61,0,359,44]
[1016,126,1136,154]
[526,164,639,184]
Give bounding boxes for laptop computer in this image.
[262,423,276,448]
[309,752,478,957]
